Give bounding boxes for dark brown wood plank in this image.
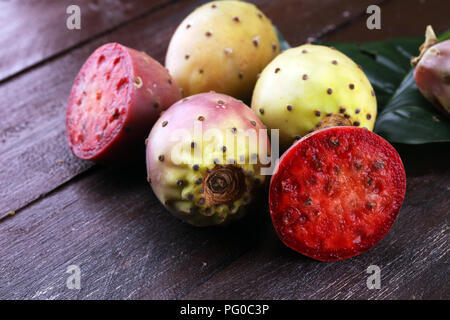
[256,0,384,45]
[323,0,450,42]
[182,144,450,299]
[0,0,173,82]
[0,0,374,220]
[0,165,267,299]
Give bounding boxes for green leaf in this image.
[375,70,450,143]
[329,38,422,111]
[274,28,450,144]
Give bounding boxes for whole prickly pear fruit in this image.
[412,26,450,119]
[165,1,280,102]
[146,92,270,226]
[270,126,406,261]
[252,44,377,151]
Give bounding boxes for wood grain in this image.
[0,165,268,299]
[0,0,174,82]
[323,0,450,42]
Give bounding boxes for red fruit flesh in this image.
[66,43,181,162]
[269,127,406,261]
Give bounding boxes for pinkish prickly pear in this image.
[251,44,377,151]
[412,26,450,119]
[146,92,270,226]
[165,0,280,102]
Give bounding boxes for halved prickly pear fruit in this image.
[252,44,377,151]
[146,92,270,226]
[165,0,280,102]
[66,43,182,162]
[412,26,450,119]
[269,126,406,261]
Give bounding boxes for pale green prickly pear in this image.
[166,0,280,102]
[251,44,377,150]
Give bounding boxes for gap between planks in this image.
[0,0,179,87]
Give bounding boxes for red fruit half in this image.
[269,127,406,261]
[66,43,181,162]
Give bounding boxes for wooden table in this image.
[0,0,448,300]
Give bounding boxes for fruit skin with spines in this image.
[269,126,406,261]
[251,44,377,151]
[146,92,270,226]
[165,0,280,102]
[412,25,450,119]
[66,43,182,162]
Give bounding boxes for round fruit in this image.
[269,126,406,261]
[252,44,377,151]
[146,92,270,226]
[166,0,280,102]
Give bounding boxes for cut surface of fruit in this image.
[66,43,181,162]
[269,127,406,261]
[67,43,131,160]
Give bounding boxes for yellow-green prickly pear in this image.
[166,0,280,102]
[252,44,377,151]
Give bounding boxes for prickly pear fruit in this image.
[66,43,181,162]
[165,0,280,102]
[269,126,406,261]
[412,26,450,119]
[146,92,270,226]
[252,44,377,151]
